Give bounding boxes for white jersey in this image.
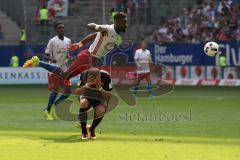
[89,24,118,57]
[45,36,71,71]
[134,49,152,74]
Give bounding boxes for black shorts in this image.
[80,95,106,108]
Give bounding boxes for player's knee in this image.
[94,104,107,119]
[80,99,89,108]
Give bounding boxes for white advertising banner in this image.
[176,66,190,79]
[206,66,221,80]
[223,67,238,79]
[175,79,199,86]
[0,67,48,84]
[190,66,205,79]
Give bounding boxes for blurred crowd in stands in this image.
[2,0,239,44]
[115,0,149,22]
[0,23,2,39]
[35,0,75,35]
[37,0,75,19]
[148,0,240,43]
[115,0,148,16]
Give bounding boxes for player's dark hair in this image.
[53,21,64,29]
[110,8,115,13]
[113,12,127,21]
[87,68,101,79]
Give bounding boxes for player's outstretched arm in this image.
[87,23,108,36]
[66,32,97,51]
[72,80,96,95]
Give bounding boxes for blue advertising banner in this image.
[149,43,213,65]
[148,41,240,66]
[0,41,240,67]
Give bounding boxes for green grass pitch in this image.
[0,85,239,160]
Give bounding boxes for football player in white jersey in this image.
[60,12,128,79]
[133,41,153,96]
[43,21,72,120]
[23,12,127,80]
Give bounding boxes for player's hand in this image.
[95,77,102,90]
[65,43,79,51]
[86,81,95,88]
[65,42,83,51]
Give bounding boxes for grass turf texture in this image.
[0,85,239,160]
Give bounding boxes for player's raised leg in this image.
[62,49,93,79]
[22,56,40,68]
[23,50,97,80]
[23,57,64,76]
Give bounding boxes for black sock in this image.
[90,117,103,132]
[79,108,88,134]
